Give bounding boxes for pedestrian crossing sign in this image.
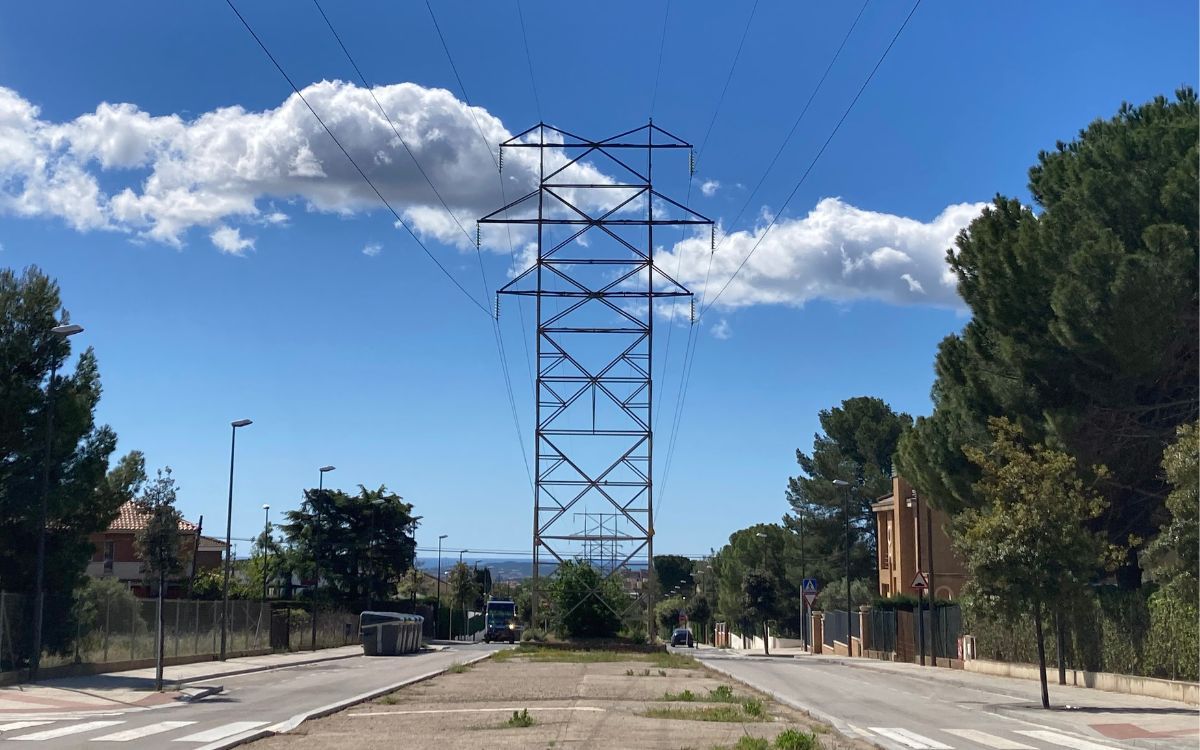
[801,578,819,594]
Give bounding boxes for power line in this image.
[702,0,921,317]
[424,0,537,400]
[223,0,490,317]
[515,0,542,120]
[712,0,873,258]
[304,0,534,491]
[649,0,672,117]
[659,0,922,519]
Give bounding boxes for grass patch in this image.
[504,708,535,728]
[376,694,400,705]
[773,728,818,750]
[447,662,472,674]
[732,738,770,750]
[661,688,698,702]
[742,698,766,719]
[708,685,739,702]
[493,645,697,669]
[641,704,768,723]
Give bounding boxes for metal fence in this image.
[822,610,860,648]
[860,604,962,662]
[0,590,275,674]
[868,608,897,653]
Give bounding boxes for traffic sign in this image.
[801,578,820,594]
[911,571,929,590]
[803,591,818,606]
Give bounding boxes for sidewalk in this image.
[0,646,363,716]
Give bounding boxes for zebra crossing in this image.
[843,725,1126,750]
[0,719,269,743]
[0,717,1130,748]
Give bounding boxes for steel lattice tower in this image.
[480,121,712,638]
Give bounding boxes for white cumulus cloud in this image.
[210,225,254,255]
[0,80,606,250]
[659,198,984,310]
[362,242,382,257]
[710,318,732,340]
[700,179,720,198]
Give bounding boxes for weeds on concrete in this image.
[661,688,698,701]
[377,694,400,705]
[731,738,770,750]
[504,708,535,728]
[448,663,471,674]
[709,685,737,702]
[773,728,818,750]
[742,698,766,719]
[641,704,768,723]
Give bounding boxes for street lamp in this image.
[793,509,808,651]
[220,418,253,661]
[832,479,853,642]
[30,322,84,680]
[261,504,271,602]
[311,465,335,651]
[436,534,448,639]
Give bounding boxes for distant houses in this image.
[85,501,226,597]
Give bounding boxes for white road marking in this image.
[9,721,124,741]
[171,722,268,743]
[944,729,1034,749]
[348,707,606,716]
[869,727,952,749]
[0,724,54,734]
[1015,730,1122,750]
[92,721,196,742]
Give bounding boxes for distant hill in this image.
[415,557,649,582]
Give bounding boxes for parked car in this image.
[670,627,694,647]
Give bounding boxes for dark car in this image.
[670,627,694,648]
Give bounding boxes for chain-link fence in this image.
[0,590,276,675]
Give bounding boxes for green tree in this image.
[786,397,912,588]
[133,467,185,690]
[0,267,133,658]
[656,595,687,634]
[653,555,694,595]
[549,560,624,639]
[280,484,419,608]
[711,525,803,639]
[899,91,1199,586]
[687,594,712,642]
[447,562,477,639]
[954,418,1115,709]
[741,569,779,655]
[812,577,875,613]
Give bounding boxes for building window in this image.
[103,541,115,573]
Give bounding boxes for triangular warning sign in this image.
[911,572,929,589]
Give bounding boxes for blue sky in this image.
[0,1,1194,562]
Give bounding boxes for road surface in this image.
[686,647,1198,750]
[0,643,503,748]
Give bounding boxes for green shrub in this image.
[505,708,535,728]
[709,685,736,702]
[741,698,766,719]
[774,729,818,750]
[661,689,696,701]
[520,627,546,643]
[1147,576,1200,681]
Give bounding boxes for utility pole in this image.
[483,122,711,642]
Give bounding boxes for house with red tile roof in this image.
[85,501,227,597]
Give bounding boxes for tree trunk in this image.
[762,621,770,655]
[1055,607,1067,685]
[1033,600,1050,709]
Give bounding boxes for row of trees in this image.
[698,91,1198,699]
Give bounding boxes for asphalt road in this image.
[686,647,1198,750]
[0,643,504,749]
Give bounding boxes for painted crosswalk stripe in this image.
[1015,730,1121,750]
[9,721,124,741]
[92,721,196,742]
[944,729,1034,749]
[0,723,54,734]
[868,727,953,749]
[171,722,268,743]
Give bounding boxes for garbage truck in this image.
[482,599,519,643]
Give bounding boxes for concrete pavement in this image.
[687,646,1199,750]
[0,643,505,748]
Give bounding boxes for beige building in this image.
[871,475,967,601]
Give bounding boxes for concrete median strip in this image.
[192,651,496,750]
[348,706,605,716]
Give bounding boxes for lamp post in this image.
[30,322,84,681]
[310,465,334,651]
[261,504,271,602]
[436,534,448,639]
[832,479,853,647]
[220,418,253,661]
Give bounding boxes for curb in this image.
[172,650,363,688]
[196,650,496,750]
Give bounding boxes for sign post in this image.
[912,572,929,666]
[801,579,820,652]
